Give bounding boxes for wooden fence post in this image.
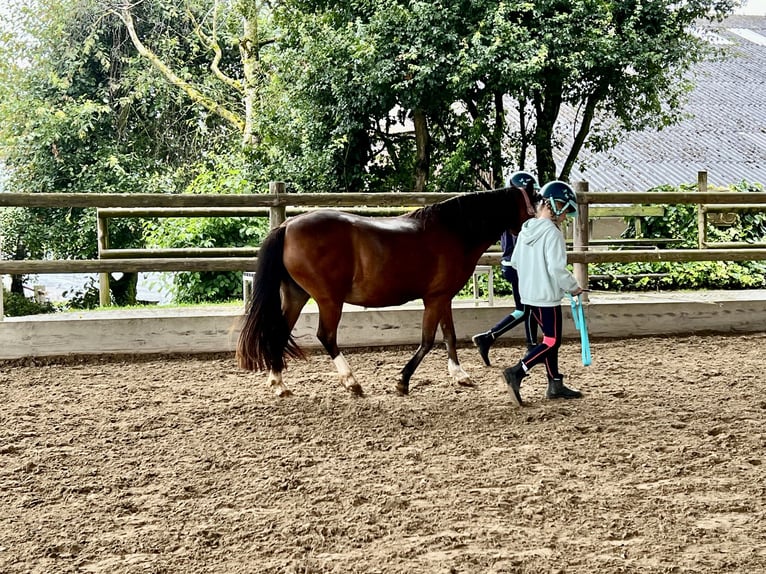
[573,180,590,302]
[269,181,287,229]
[697,171,708,249]
[97,211,111,306]
[0,274,4,322]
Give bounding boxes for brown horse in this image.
[236,186,536,396]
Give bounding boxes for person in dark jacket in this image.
[471,171,540,366]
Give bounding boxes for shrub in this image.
[590,181,766,291]
[3,290,56,317]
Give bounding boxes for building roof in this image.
[565,14,766,191]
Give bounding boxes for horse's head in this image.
[505,171,541,233]
[505,184,538,235]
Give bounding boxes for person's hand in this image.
[570,286,584,296]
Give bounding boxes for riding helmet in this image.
[508,171,539,192]
[540,180,578,216]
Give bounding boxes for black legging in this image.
[489,265,538,346]
[522,305,563,379]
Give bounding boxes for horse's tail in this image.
[236,226,304,372]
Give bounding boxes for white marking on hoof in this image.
[268,370,292,397]
[334,353,363,394]
[448,358,473,386]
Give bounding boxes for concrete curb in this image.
[3,290,765,360]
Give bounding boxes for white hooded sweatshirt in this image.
[510,217,580,307]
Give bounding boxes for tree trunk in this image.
[240,15,260,147]
[532,78,563,184]
[490,91,505,188]
[110,272,138,307]
[341,128,371,193]
[10,275,24,295]
[10,243,25,295]
[517,96,530,172]
[559,82,608,182]
[413,108,430,192]
[120,8,245,135]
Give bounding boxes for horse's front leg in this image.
[398,302,442,395]
[440,308,474,387]
[316,301,363,396]
[331,353,362,396]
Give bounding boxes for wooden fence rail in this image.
[3,190,766,208]
[2,248,763,275]
[1,171,764,317]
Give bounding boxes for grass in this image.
[54,299,244,314]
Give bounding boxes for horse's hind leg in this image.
[267,280,310,397]
[266,370,290,397]
[316,300,363,396]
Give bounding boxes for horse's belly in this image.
[346,297,419,308]
[345,290,417,308]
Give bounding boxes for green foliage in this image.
[59,277,102,310]
[143,153,270,303]
[169,271,244,304]
[271,0,528,192]
[625,183,700,248]
[591,181,766,291]
[0,0,244,305]
[2,290,57,317]
[589,259,766,291]
[456,266,513,300]
[270,0,737,190]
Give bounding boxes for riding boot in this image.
[472,331,495,366]
[500,362,526,406]
[546,375,583,400]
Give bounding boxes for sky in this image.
[737,0,766,15]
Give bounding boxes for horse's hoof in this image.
[396,383,409,396]
[348,383,364,397]
[457,378,476,388]
[275,388,294,398]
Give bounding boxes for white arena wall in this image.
[3,290,766,360]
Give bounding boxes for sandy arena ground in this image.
[1,334,765,573]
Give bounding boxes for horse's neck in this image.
[416,190,521,251]
[466,237,498,262]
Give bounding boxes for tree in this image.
[272,0,738,189]
[0,0,742,307]
[0,0,247,304]
[516,0,739,183]
[3,0,741,196]
[0,0,147,299]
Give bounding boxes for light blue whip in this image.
[569,293,592,366]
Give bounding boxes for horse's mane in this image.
[404,187,529,248]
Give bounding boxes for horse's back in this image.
[281,209,485,307]
[283,210,420,266]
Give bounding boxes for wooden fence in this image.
[1,171,765,317]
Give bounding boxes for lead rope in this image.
[569,293,592,366]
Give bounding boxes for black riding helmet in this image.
[508,171,539,195]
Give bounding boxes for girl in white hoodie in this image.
[503,181,584,406]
